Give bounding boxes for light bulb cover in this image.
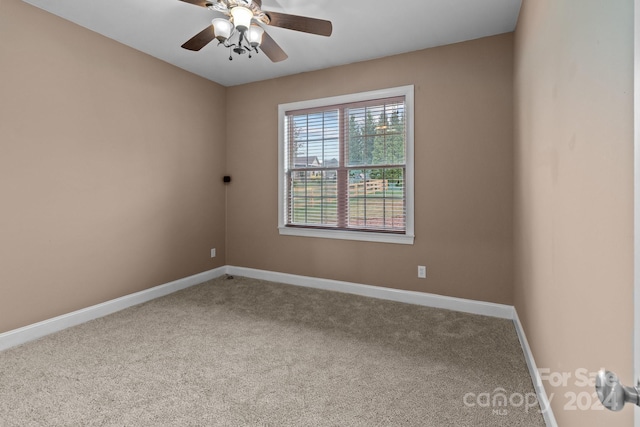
[247,25,264,47]
[212,18,234,42]
[230,6,253,31]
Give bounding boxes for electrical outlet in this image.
[211,248,216,258]
[418,265,426,279]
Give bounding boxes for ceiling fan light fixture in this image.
[179,0,331,63]
[247,24,264,47]
[230,6,253,31]
[212,18,234,42]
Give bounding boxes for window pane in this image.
[346,168,405,230]
[288,171,338,227]
[346,102,405,167]
[288,109,340,168]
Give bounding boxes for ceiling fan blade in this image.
[181,25,216,51]
[264,11,332,37]
[260,31,288,62]
[178,0,213,8]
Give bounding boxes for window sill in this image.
[278,226,415,245]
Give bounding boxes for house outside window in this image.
[278,86,414,244]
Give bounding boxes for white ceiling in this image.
[22,0,522,87]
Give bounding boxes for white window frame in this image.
[277,85,415,245]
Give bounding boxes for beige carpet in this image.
[0,276,545,426]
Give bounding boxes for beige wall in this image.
[514,0,634,425]
[226,34,515,305]
[0,0,227,333]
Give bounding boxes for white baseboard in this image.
[225,266,515,319]
[512,310,557,427]
[0,267,226,352]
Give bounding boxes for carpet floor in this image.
[0,276,545,426]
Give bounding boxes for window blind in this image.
[283,95,407,233]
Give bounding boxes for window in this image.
[278,86,414,244]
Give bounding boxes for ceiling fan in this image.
[178,0,333,62]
